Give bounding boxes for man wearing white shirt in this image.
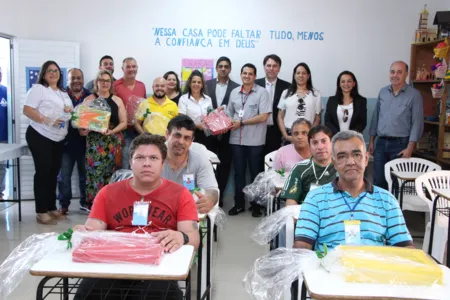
[205,57,239,206]
[255,54,290,157]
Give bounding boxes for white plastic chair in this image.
[264,150,277,171]
[385,158,441,214]
[416,171,450,264]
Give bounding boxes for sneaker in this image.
[80,204,91,213]
[251,207,263,218]
[59,207,69,215]
[228,206,245,216]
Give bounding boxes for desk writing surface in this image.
[304,265,450,300]
[390,171,425,181]
[30,245,194,281]
[433,189,450,201]
[0,144,29,161]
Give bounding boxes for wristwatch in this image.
[181,231,189,245]
[240,120,244,127]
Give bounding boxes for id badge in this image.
[238,109,244,118]
[309,183,320,191]
[183,174,196,191]
[344,220,361,245]
[132,201,149,226]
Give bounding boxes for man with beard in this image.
[135,77,178,136]
[58,68,91,214]
[85,55,116,92]
[162,115,219,214]
[205,57,240,207]
[114,57,147,169]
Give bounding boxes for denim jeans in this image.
[122,129,137,170]
[231,144,265,209]
[373,137,409,190]
[57,152,86,208]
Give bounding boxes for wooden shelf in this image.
[424,120,440,125]
[413,80,450,84]
[438,158,450,165]
[414,150,437,161]
[412,39,448,47]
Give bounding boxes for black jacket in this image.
[205,79,240,109]
[324,95,367,135]
[255,77,290,127]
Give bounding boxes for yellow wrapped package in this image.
[142,110,170,136]
[338,245,443,286]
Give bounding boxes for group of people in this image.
[22,53,424,226]
[13,50,427,299]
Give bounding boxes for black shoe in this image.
[252,208,263,218]
[228,206,245,216]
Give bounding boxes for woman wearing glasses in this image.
[80,70,127,207]
[23,61,73,224]
[277,62,321,144]
[324,71,367,136]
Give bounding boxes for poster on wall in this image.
[26,67,67,91]
[180,59,214,89]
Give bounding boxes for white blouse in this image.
[178,93,213,124]
[278,89,322,129]
[337,103,354,132]
[25,84,73,142]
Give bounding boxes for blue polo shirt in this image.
[295,178,413,252]
[0,85,7,142]
[65,88,91,156]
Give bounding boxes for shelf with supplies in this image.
[411,37,450,166]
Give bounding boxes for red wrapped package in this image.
[72,233,164,265]
[202,109,232,135]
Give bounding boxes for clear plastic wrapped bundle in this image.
[137,102,171,136]
[127,95,146,126]
[72,231,164,265]
[38,106,73,129]
[202,108,233,136]
[243,170,278,207]
[243,248,319,300]
[243,246,444,300]
[109,169,134,183]
[0,233,63,300]
[207,206,227,230]
[71,97,111,133]
[251,205,301,245]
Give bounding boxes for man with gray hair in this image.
[294,130,413,252]
[369,61,423,190]
[114,57,147,169]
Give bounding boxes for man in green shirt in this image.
[281,125,336,205]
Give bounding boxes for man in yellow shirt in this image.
[135,77,178,136]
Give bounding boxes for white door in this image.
[13,39,80,200]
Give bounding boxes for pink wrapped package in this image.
[126,96,146,126]
[72,233,164,265]
[202,109,233,135]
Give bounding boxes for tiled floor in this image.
[0,196,425,300]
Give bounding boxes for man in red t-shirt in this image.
[73,134,199,300]
[74,133,199,252]
[114,57,147,170]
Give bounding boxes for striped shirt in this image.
[295,178,413,252]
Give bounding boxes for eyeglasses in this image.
[343,109,349,122]
[46,69,59,74]
[98,79,112,84]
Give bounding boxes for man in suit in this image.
[255,54,290,157]
[205,57,239,207]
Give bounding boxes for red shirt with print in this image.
[89,178,198,233]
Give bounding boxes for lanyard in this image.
[240,91,252,110]
[312,161,331,184]
[342,192,367,219]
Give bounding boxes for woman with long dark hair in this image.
[177,70,215,150]
[163,71,181,105]
[23,60,73,224]
[277,62,322,144]
[325,71,367,135]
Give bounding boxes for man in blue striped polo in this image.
[294,130,413,252]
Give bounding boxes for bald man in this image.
[369,61,424,190]
[135,77,178,136]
